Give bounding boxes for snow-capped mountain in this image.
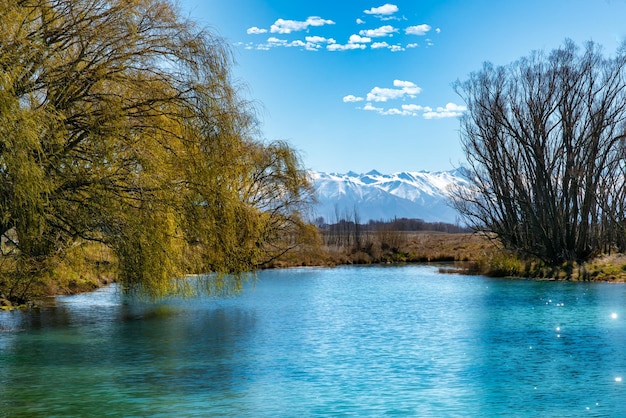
[310,169,469,224]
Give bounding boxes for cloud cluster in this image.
[405,24,431,36]
[344,81,466,119]
[366,80,421,102]
[359,25,397,38]
[243,3,439,53]
[364,4,399,16]
[270,16,335,34]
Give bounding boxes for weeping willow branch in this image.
[0,0,315,300]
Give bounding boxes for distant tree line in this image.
[364,218,469,233]
[315,206,469,250]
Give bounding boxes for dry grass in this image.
[6,229,626,307]
[273,231,626,283]
[402,232,497,262]
[454,247,626,282]
[585,254,626,282]
[0,241,116,307]
[270,231,498,267]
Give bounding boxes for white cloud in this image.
[349,34,371,44]
[370,41,404,51]
[306,35,325,43]
[344,81,465,119]
[359,25,398,37]
[255,34,340,51]
[423,102,467,119]
[267,37,286,45]
[363,103,384,112]
[383,107,413,116]
[354,101,465,118]
[406,24,431,35]
[343,95,364,103]
[327,43,367,51]
[248,10,436,53]
[367,87,401,102]
[288,40,320,51]
[366,80,421,102]
[360,104,415,116]
[371,41,390,49]
[259,37,323,51]
[443,102,466,112]
[270,16,335,34]
[247,26,268,35]
[306,36,336,45]
[393,80,414,88]
[402,104,423,112]
[364,4,399,16]
[270,19,302,34]
[306,16,335,27]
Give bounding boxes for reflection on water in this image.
[2,266,626,416]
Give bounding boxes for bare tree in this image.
[453,40,626,265]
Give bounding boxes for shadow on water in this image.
[0,285,261,415]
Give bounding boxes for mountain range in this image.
[310,169,470,225]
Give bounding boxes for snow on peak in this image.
[310,168,468,223]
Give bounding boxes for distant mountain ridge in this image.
[310,169,469,224]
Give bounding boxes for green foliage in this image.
[0,0,314,301]
[482,252,526,278]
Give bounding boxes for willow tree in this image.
[0,0,314,301]
[453,40,626,265]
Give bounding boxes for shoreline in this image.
[4,260,626,311]
[4,232,626,309]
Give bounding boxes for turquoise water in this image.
[2,265,626,416]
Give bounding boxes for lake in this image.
[2,265,626,416]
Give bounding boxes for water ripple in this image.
[1,265,626,416]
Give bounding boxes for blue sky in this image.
[178,0,626,174]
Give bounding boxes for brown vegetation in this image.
[6,219,626,309]
[454,40,626,266]
[461,251,626,283]
[267,226,497,268]
[268,219,626,284]
[1,241,115,308]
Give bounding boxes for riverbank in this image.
[462,252,626,283]
[0,242,116,309]
[3,232,626,308]
[3,232,493,307]
[269,231,626,283]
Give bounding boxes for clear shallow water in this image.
[2,265,626,416]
